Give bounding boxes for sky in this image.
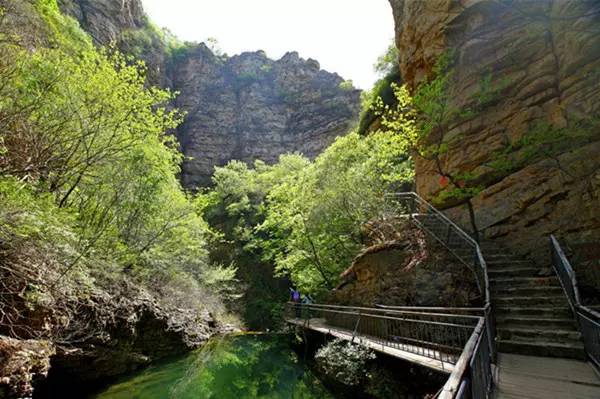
[141,0,395,89]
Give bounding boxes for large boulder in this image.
[330,224,479,307]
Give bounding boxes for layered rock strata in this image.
[59,0,361,188]
[389,0,600,259]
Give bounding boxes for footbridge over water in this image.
[286,192,600,398]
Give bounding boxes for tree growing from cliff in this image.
[374,54,512,241]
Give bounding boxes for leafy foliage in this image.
[374,43,399,77]
[0,3,236,337]
[203,124,413,296]
[315,339,376,386]
[357,42,402,136]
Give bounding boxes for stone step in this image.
[484,253,525,260]
[495,306,573,319]
[490,276,560,288]
[497,327,581,344]
[494,295,569,307]
[497,339,585,360]
[479,242,506,250]
[486,259,534,268]
[492,285,564,297]
[489,267,546,278]
[496,316,577,329]
[488,260,531,268]
[485,258,531,267]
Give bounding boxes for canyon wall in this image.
[59,0,361,188]
[172,47,359,187]
[389,0,600,261]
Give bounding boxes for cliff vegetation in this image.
[0,1,236,396]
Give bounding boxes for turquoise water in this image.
[93,334,335,399]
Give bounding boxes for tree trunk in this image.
[466,199,480,243]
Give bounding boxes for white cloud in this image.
[141,0,395,89]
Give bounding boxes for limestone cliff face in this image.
[58,0,146,45]
[59,0,361,188]
[389,0,600,259]
[172,47,360,187]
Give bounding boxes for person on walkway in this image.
[290,286,301,318]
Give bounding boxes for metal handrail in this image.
[550,235,600,370]
[386,192,495,397]
[550,235,581,310]
[286,302,480,366]
[438,317,492,399]
[385,193,478,246]
[307,303,483,320]
[385,192,490,305]
[376,304,486,314]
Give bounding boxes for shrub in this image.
[315,339,376,386]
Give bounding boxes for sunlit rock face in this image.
[59,0,361,189]
[389,0,600,259]
[58,0,146,45]
[172,48,360,187]
[330,221,478,307]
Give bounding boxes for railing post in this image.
[352,309,362,344]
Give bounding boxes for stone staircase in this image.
[486,248,585,360]
[413,213,585,360]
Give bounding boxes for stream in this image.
[92,334,336,399]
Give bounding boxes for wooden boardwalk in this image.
[493,353,600,399]
[286,317,455,373]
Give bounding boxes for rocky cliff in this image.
[388,0,600,261]
[59,0,361,188]
[330,220,479,307]
[172,47,360,187]
[58,0,145,45]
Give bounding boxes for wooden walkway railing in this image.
[286,303,480,371]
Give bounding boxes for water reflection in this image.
[94,334,334,399]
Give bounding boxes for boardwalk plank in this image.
[494,353,600,399]
[286,318,455,374]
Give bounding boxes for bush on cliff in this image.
[0,1,236,346]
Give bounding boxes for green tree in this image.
[0,5,236,336]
